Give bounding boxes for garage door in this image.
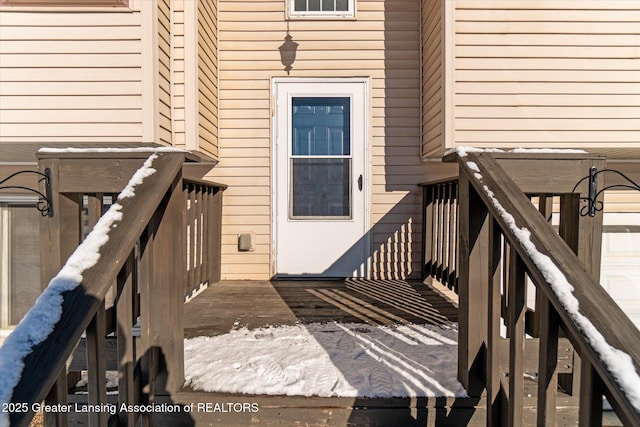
[600,213,640,330]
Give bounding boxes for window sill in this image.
[287,14,357,21]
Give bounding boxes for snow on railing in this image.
[0,153,159,426]
[455,151,640,425]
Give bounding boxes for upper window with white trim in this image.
[289,0,355,19]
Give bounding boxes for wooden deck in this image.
[183,279,459,338]
[177,279,480,426]
[172,280,594,426]
[63,279,608,426]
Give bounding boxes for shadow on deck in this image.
[183,279,458,338]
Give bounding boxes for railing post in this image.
[38,158,82,427]
[457,173,488,396]
[558,169,604,399]
[210,186,223,283]
[139,170,185,399]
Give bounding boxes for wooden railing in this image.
[1,151,224,426]
[423,152,640,425]
[420,178,459,292]
[183,178,225,298]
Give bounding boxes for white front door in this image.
[273,79,369,277]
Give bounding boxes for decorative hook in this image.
[571,167,640,217]
[0,169,53,216]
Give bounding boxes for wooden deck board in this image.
[183,279,458,338]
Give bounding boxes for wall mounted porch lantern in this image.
[0,169,53,216]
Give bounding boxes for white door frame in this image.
[271,77,371,277]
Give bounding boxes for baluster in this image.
[486,218,503,426]
[437,184,445,282]
[536,291,560,426]
[117,252,137,426]
[534,195,553,338]
[195,185,203,285]
[442,183,451,287]
[579,362,604,426]
[182,183,189,295]
[420,185,432,280]
[138,225,154,427]
[188,184,196,293]
[202,186,211,286]
[452,182,459,292]
[507,247,527,425]
[448,182,457,289]
[434,185,441,281]
[430,186,437,278]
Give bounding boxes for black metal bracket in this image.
[0,169,53,216]
[572,167,640,217]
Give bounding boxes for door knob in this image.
[358,174,363,191]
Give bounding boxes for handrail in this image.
[0,152,185,426]
[459,152,640,425]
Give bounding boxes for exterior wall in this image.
[420,0,444,157]
[158,0,172,145]
[209,0,425,280]
[196,0,219,159]
[0,5,145,144]
[604,191,640,214]
[425,0,640,157]
[172,0,219,159]
[172,0,186,149]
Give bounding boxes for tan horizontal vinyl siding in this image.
[158,0,172,145]
[604,191,640,214]
[0,10,144,144]
[210,0,424,280]
[421,0,444,158]
[197,0,219,159]
[446,0,640,153]
[172,0,186,149]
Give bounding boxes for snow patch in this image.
[38,147,185,154]
[0,153,161,424]
[184,322,467,398]
[117,154,158,199]
[465,161,480,173]
[444,147,505,158]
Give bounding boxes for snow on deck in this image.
[184,322,466,398]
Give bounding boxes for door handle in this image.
[358,174,363,191]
